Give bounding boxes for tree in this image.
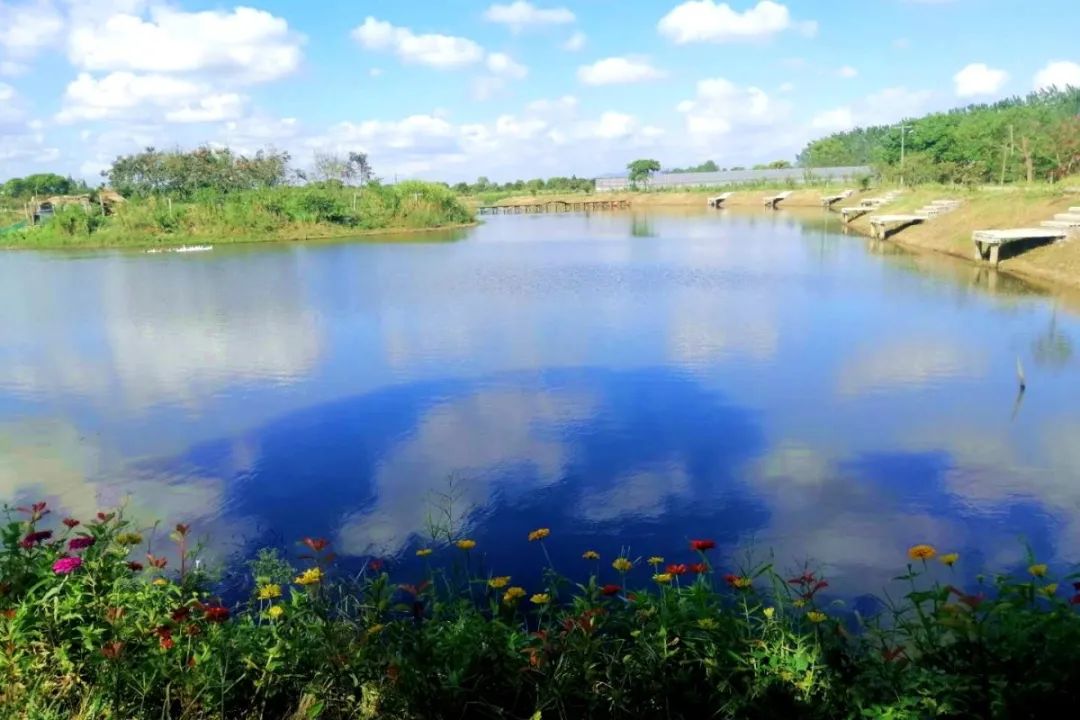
[627,158,661,186]
[347,152,373,185]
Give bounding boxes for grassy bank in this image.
[4,502,1080,719]
[2,182,474,249]
[467,183,867,209]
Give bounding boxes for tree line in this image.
[798,86,1080,185]
[1,173,90,199]
[450,175,595,195]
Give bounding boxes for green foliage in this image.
[5,502,1080,719]
[0,173,87,199]
[666,160,720,173]
[627,159,661,185]
[452,175,596,196]
[106,146,292,199]
[798,87,1080,185]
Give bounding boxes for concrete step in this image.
[1070,207,1080,213]
[1041,220,1080,228]
[1053,213,1080,222]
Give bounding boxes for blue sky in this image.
[1,0,1078,182]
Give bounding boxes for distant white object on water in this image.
[145,245,213,254]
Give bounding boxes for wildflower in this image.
[268,605,285,620]
[806,611,827,624]
[369,559,384,572]
[601,584,621,596]
[1029,563,1048,578]
[202,605,230,623]
[96,512,115,523]
[792,598,808,608]
[455,539,476,551]
[653,573,673,584]
[690,539,716,552]
[68,536,95,551]
[939,553,959,567]
[488,576,511,589]
[302,537,329,553]
[503,586,527,604]
[156,626,174,651]
[788,571,816,585]
[147,554,167,569]
[582,550,600,560]
[295,567,323,585]
[647,556,664,567]
[20,530,52,548]
[152,578,168,586]
[116,532,143,546]
[959,594,984,610]
[724,573,752,589]
[127,561,144,572]
[174,523,190,537]
[257,584,282,600]
[612,557,633,572]
[1041,583,1058,597]
[907,544,936,561]
[171,607,191,622]
[698,618,718,630]
[528,528,550,542]
[689,562,708,574]
[416,548,433,557]
[52,556,82,574]
[530,593,551,606]
[666,563,688,576]
[100,641,124,660]
[62,518,80,528]
[366,623,384,637]
[763,607,775,619]
[17,502,49,522]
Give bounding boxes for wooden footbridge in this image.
[476,199,631,215]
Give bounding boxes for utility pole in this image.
[896,121,913,187]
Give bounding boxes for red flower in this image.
[96,512,115,523]
[202,605,230,623]
[959,594,985,610]
[156,626,174,651]
[68,536,95,551]
[126,561,144,572]
[601,584,622,596]
[690,539,716,552]
[147,554,167,569]
[302,537,329,553]
[17,502,49,521]
[171,607,191,623]
[788,571,816,585]
[689,562,708,574]
[62,518,80,528]
[100,641,124,660]
[20,530,52,548]
[174,523,190,537]
[723,573,738,586]
[666,564,688,576]
[369,559,384,572]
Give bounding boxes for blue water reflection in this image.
[3,208,1080,598]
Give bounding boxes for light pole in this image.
[896,121,913,187]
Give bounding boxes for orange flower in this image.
[528,528,550,542]
[907,544,936,561]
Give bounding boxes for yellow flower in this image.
[416,548,433,557]
[257,584,282,600]
[582,550,600,560]
[697,618,718,630]
[528,528,550,542]
[907,544,936,561]
[732,576,753,589]
[1040,583,1058,597]
[267,605,284,620]
[939,553,959,567]
[1028,563,1048,578]
[503,586,526,604]
[653,573,673,584]
[806,611,827,624]
[530,593,551,606]
[455,539,476,551]
[295,567,323,585]
[763,607,775,620]
[488,576,511,589]
[612,557,633,573]
[366,623,384,637]
[152,578,168,586]
[792,598,807,608]
[647,556,664,566]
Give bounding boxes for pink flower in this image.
[20,530,53,548]
[68,536,95,551]
[53,556,83,574]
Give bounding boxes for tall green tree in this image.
[627,158,661,186]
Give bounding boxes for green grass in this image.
[2,182,474,249]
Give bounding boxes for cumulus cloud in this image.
[676,77,777,137]
[811,107,855,132]
[486,52,528,79]
[1034,60,1080,91]
[352,17,484,69]
[658,0,812,44]
[56,71,246,124]
[483,1,575,32]
[0,0,63,59]
[953,62,1008,97]
[577,56,665,85]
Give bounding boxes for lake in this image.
[3,208,1079,599]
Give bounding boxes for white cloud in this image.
[837,65,858,78]
[578,56,665,85]
[676,76,778,138]
[0,0,63,59]
[811,106,855,132]
[56,71,246,124]
[778,81,795,92]
[562,30,586,51]
[810,86,935,135]
[352,17,484,69]
[0,59,28,76]
[1034,60,1080,91]
[658,0,804,44]
[68,5,302,83]
[953,62,1008,97]
[486,52,527,79]
[0,80,13,102]
[483,1,575,32]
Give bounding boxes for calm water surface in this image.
[3,208,1080,597]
